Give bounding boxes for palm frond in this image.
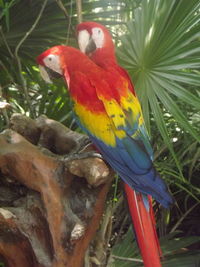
[118,0,200,147]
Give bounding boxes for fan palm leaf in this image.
[117,0,200,155]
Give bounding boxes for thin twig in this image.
[55,0,69,19]
[114,213,129,245]
[0,0,15,21]
[0,60,14,83]
[2,109,10,128]
[14,0,48,117]
[84,248,90,267]
[76,0,82,23]
[111,255,143,263]
[99,202,113,244]
[0,26,14,58]
[55,0,75,45]
[14,0,48,56]
[67,0,73,44]
[0,84,10,127]
[170,202,199,233]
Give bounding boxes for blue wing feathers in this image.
[73,111,172,208]
[122,137,152,170]
[89,134,173,208]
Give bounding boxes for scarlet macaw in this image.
[37,45,172,267]
[76,21,169,266]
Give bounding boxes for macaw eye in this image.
[92,27,104,48]
[94,28,103,36]
[43,54,62,75]
[46,55,54,62]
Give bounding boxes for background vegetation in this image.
[0,0,200,266]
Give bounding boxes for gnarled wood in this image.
[0,114,113,267]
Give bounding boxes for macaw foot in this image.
[63,151,103,162]
[78,137,92,152]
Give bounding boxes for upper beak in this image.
[85,37,97,55]
[39,65,62,83]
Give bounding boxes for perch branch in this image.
[0,114,113,267]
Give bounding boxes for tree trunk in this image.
[0,114,113,267]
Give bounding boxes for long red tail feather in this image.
[124,183,162,267]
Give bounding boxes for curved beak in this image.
[85,37,97,55]
[39,65,62,83]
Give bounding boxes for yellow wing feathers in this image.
[103,98,126,129]
[120,91,144,126]
[73,78,144,146]
[74,102,125,146]
[100,90,144,130]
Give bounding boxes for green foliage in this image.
[117,0,200,234]
[0,0,132,120]
[110,227,200,267]
[0,0,199,265]
[118,0,200,146]
[0,0,72,121]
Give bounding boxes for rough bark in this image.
[0,114,113,267]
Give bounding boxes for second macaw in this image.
[37,44,172,267]
[76,21,168,266]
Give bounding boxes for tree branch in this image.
[0,114,113,267]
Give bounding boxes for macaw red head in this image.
[76,21,115,56]
[36,45,98,86]
[36,45,65,83]
[37,45,82,86]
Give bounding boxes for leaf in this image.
[117,0,200,148]
[110,228,200,267]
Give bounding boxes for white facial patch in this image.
[78,30,90,53]
[39,65,52,83]
[43,54,62,75]
[91,27,105,48]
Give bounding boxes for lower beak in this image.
[39,65,63,83]
[85,37,97,55]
